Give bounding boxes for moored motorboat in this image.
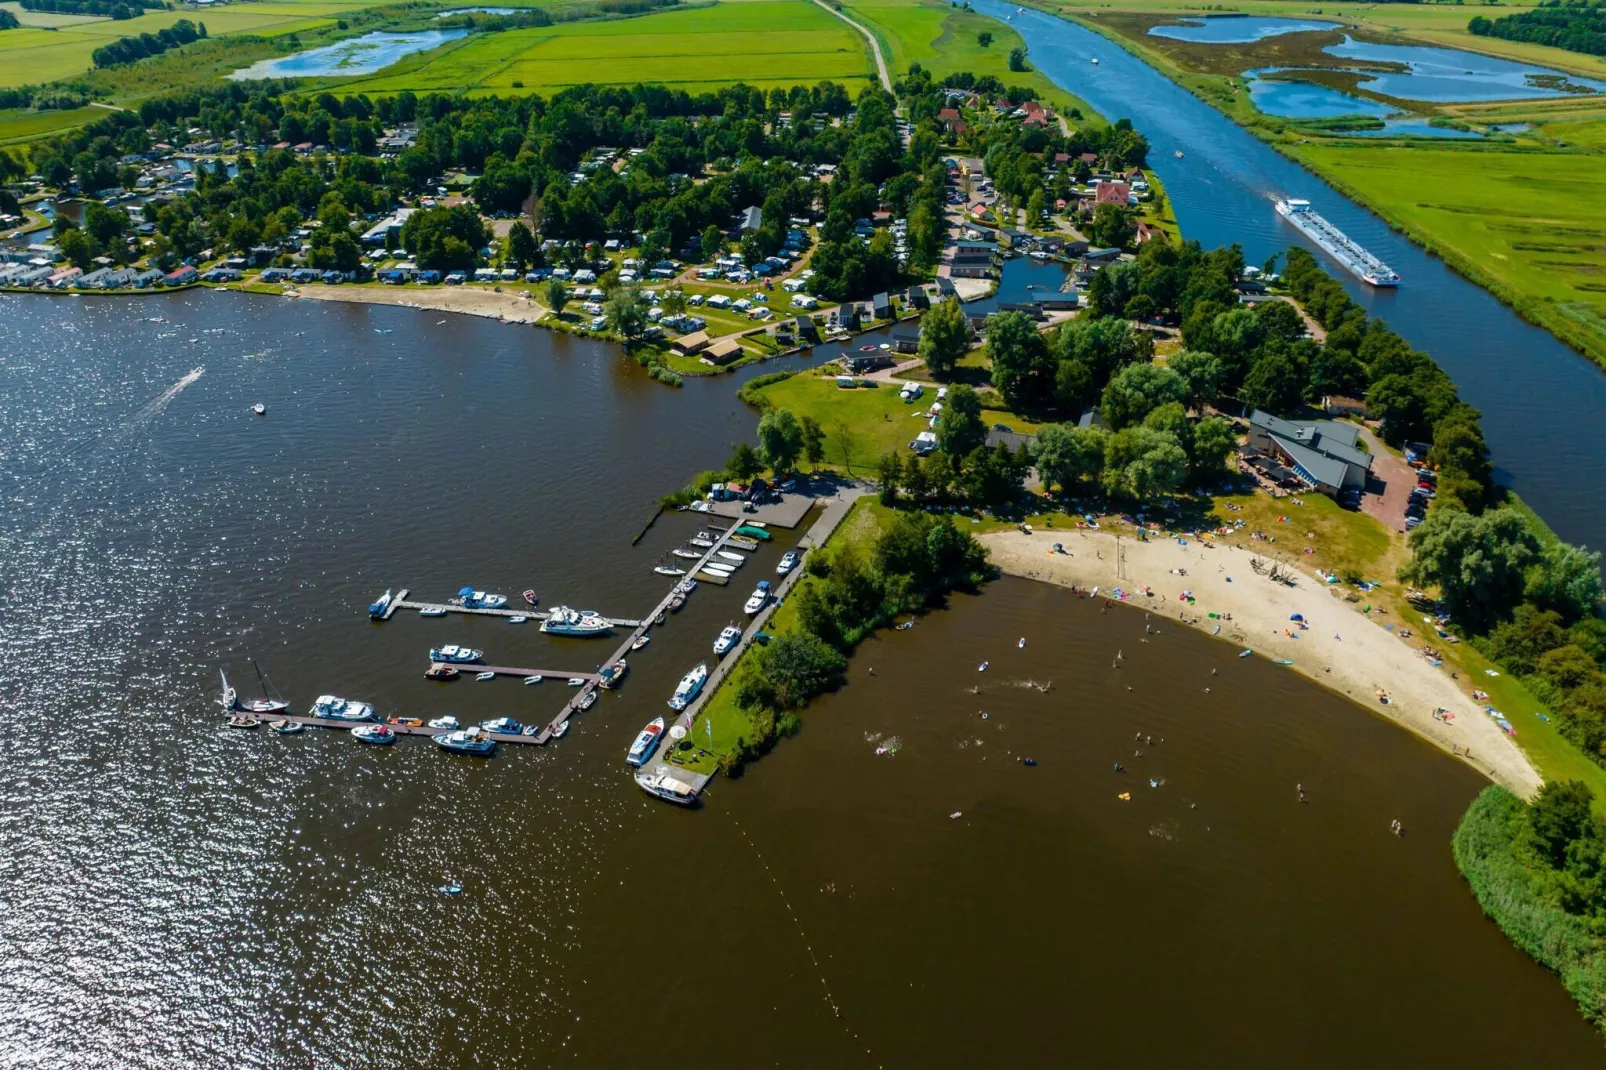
[389,716,424,728]
[419,607,448,618]
[727,535,759,550]
[429,645,483,663]
[631,634,651,651]
[480,717,523,734]
[427,715,461,730]
[567,677,586,687]
[434,727,495,755]
[668,663,709,710]
[227,713,260,729]
[312,694,377,722]
[540,606,614,636]
[522,589,539,607]
[352,723,396,745]
[635,768,698,805]
[578,690,598,711]
[776,550,800,575]
[368,589,394,619]
[713,624,742,656]
[269,719,303,734]
[508,615,528,624]
[668,595,686,613]
[654,610,669,625]
[599,660,628,689]
[455,587,508,609]
[688,537,714,549]
[734,524,772,541]
[743,580,771,615]
[552,720,571,739]
[626,716,666,767]
[425,665,459,680]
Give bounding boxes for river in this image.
[973,0,1606,546]
[1,291,1600,1066]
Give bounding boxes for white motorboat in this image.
[626,716,666,767]
[480,717,523,734]
[552,720,571,739]
[312,694,377,722]
[567,677,585,687]
[419,607,447,617]
[713,624,741,656]
[599,661,628,689]
[351,723,397,745]
[688,537,714,549]
[427,715,461,729]
[475,671,496,681]
[668,663,709,711]
[743,581,771,615]
[631,634,651,651]
[523,674,544,686]
[368,589,394,619]
[635,768,698,806]
[508,615,528,624]
[578,690,597,711]
[434,727,495,755]
[430,645,483,663]
[540,606,614,636]
[776,550,801,575]
[454,587,508,609]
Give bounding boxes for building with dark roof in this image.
[1246,410,1371,496]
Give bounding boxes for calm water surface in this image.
[229,31,467,80]
[1149,15,1334,43]
[982,0,1606,546]
[1,291,1602,1066]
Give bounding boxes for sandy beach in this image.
[979,528,1542,795]
[283,283,549,323]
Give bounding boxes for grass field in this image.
[0,103,106,146]
[329,0,877,96]
[1287,140,1606,371]
[0,0,377,88]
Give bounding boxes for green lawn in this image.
[752,370,1048,473]
[0,104,106,148]
[330,0,877,96]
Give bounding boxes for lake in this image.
[229,30,467,80]
[1149,15,1335,43]
[974,0,1606,548]
[1,290,1601,1066]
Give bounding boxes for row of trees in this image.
[22,0,163,18]
[1470,1,1606,59]
[90,18,204,68]
[720,510,991,774]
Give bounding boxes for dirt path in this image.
[813,0,891,93]
[979,527,1542,796]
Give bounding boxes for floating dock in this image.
[429,662,601,682]
[384,593,638,628]
[232,714,544,745]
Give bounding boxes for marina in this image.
[377,588,640,627]
[1275,198,1400,287]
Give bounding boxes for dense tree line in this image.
[720,510,991,774]
[1470,1,1606,59]
[22,0,165,19]
[91,17,204,68]
[0,8,18,28]
[1455,784,1606,1034]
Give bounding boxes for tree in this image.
[727,441,763,481]
[758,632,847,708]
[1527,542,1604,624]
[1031,423,1107,493]
[1526,780,1597,869]
[1090,203,1135,249]
[1240,350,1307,415]
[400,205,488,272]
[700,224,725,261]
[545,278,570,317]
[604,286,649,340]
[1167,350,1222,414]
[936,384,987,457]
[1008,47,1028,72]
[505,221,538,271]
[877,450,905,504]
[60,228,95,269]
[1397,506,1541,633]
[919,295,969,378]
[800,415,826,468]
[977,31,994,47]
[986,309,1050,409]
[1102,426,1187,500]
[1188,415,1238,483]
[1101,362,1188,430]
[757,408,805,474]
[83,201,129,248]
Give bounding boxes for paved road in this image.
[813,0,891,93]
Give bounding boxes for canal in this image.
[1,292,1601,1066]
[972,0,1606,546]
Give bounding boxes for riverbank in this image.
[979,527,1543,795]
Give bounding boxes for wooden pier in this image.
[380,589,637,627]
[233,713,543,745]
[430,662,601,682]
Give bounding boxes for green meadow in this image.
[330,0,878,96]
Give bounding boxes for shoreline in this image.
[279,282,549,323]
[978,528,1542,796]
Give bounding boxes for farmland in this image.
[0,0,381,88]
[329,0,878,97]
[1288,140,1606,371]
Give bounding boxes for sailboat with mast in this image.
[218,661,292,716]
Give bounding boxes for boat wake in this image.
[133,366,206,422]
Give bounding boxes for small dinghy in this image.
[1239,649,1253,658]
[425,665,459,680]
[522,589,539,607]
[523,674,544,686]
[654,610,669,625]
[578,691,598,711]
[389,716,423,728]
[631,634,651,651]
[269,719,303,734]
[252,403,266,416]
[669,595,686,613]
[567,677,585,687]
[228,713,260,729]
[1018,637,1027,649]
[978,661,989,672]
[419,607,447,618]
[508,615,528,624]
[552,720,571,739]
[475,671,497,682]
